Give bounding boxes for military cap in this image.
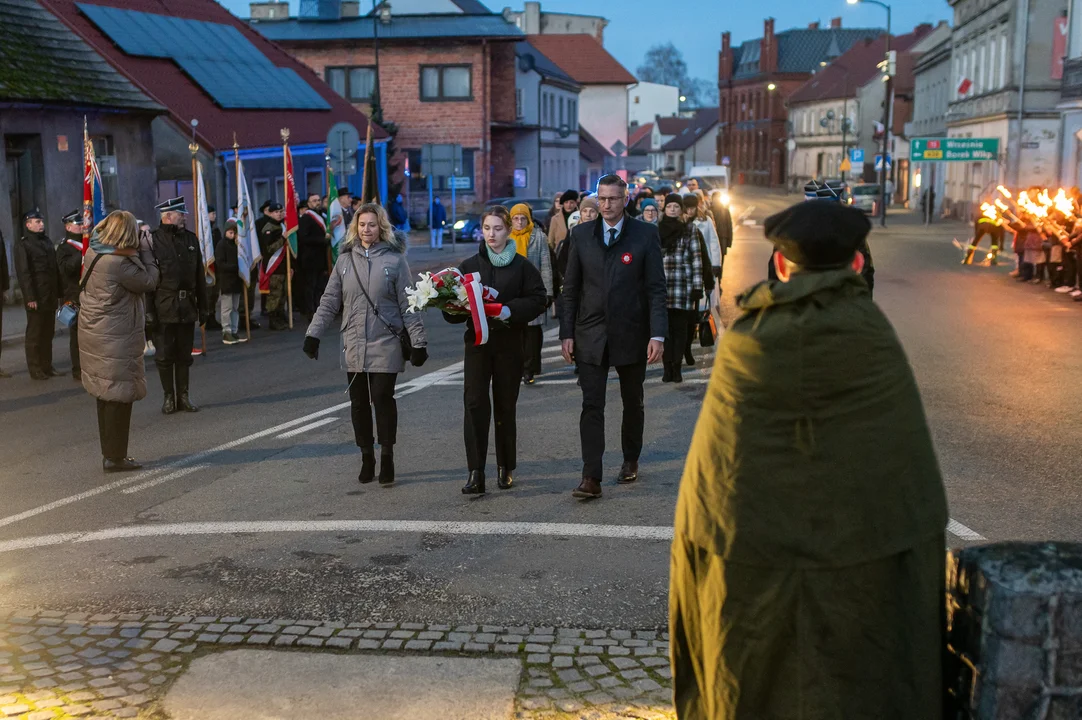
[265,202,283,212]
[338,187,351,196]
[764,200,871,270]
[206,205,216,214]
[62,209,83,224]
[155,197,188,214]
[22,208,43,221]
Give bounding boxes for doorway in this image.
[5,134,46,233]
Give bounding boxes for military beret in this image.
[265,202,283,212]
[764,200,871,270]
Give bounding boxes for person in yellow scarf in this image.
[509,203,553,384]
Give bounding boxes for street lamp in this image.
[846,0,891,227]
[767,83,777,91]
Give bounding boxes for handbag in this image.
[56,253,104,328]
[348,254,413,361]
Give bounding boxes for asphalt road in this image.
[2,191,1080,632]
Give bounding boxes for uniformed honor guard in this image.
[14,208,62,380]
[149,198,206,414]
[57,209,87,380]
[258,202,290,331]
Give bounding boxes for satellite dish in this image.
[518,53,536,73]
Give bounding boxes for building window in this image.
[420,65,472,101]
[325,66,376,102]
[253,179,271,209]
[306,168,324,197]
[406,148,476,191]
[559,96,565,127]
[570,100,576,129]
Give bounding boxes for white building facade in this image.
[908,25,953,217]
[513,42,581,198]
[1058,0,1082,186]
[789,98,860,183]
[628,82,680,129]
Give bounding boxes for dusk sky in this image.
[225,0,954,83]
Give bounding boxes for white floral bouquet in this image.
[406,268,504,345]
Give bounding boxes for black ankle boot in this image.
[462,470,485,495]
[662,363,673,383]
[175,366,199,412]
[159,367,176,414]
[497,466,513,489]
[359,452,376,484]
[379,448,395,486]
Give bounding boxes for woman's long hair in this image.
[342,203,405,251]
[94,210,139,249]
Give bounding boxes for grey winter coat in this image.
[306,239,426,373]
[522,227,553,327]
[79,240,160,403]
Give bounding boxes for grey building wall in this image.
[514,61,580,198]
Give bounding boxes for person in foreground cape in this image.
[668,200,949,720]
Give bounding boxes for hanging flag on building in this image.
[82,118,106,251]
[234,157,263,287]
[195,160,215,284]
[326,164,345,264]
[284,143,299,257]
[957,77,973,96]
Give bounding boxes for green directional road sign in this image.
[911,137,1000,162]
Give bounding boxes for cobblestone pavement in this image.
[0,608,674,719]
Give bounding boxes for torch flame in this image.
[980,202,997,221]
[995,199,1009,212]
[1054,188,1075,217]
[997,185,1013,199]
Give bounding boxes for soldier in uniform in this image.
[57,209,87,380]
[258,202,290,331]
[204,205,223,330]
[14,209,62,380]
[149,198,206,414]
[297,193,329,324]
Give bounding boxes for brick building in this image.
[255,0,524,218]
[718,18,881,187]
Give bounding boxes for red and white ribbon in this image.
[431,267,503,346]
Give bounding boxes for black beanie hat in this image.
[664,193,684,210]
[560,189,580,204]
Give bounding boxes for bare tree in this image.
[637,43,716,108]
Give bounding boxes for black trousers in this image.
[154,323,195,371]
[96,398,133,460]
[578,350,647,479]
[24,302,57,374]
[523,326,544,376]
[347,372,398,449]
[663,309,690,369]
[463,337,523,472]
[70,315,81,373]
[299,263,328,317]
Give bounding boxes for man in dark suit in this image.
[560,174,667,499]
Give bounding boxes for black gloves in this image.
[712,266,722,279]
[411,346,429,367]
[545,295,554,309]
[303,335,320,360]
[689,290,703,305]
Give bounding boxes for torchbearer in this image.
[669,200,948,720]
[149,197,207,414]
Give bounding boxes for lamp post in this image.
[847,0,891,226]
[372,1,391,121]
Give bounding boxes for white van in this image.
[685,165,731,206]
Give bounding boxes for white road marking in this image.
[276,417,340,439]
[120,465,212,495]
[946,518,986,542]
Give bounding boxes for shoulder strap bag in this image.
[347,252,413,361]
[57,253,104,328]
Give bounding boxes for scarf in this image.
[659,216,685,252]
[509,203,534,257]
[487,241,518,267]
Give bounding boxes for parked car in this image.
[803,179,848,202]
[848,184,881,215]
[453,196,555,241]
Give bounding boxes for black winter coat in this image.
[57,232,85,304]
[297,210,328,269]
[150,223,206,324]
[559,214,668,367]
[0,229,9,295]
[14,231,60,306]
[444,245,547,348]
[214,234,244,295]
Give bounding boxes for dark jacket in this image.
[444,245,547,347]
[559,214,668,367]
[258,217,287,276]
[430,202,447,228]
[711,205,733,251]
[214,233,244,295]
[0,229,9,295]
[297,209,328,269]
[14,231,61,306]
[57,232,85,304]
[150,223,206,324]
[389,200,409,227]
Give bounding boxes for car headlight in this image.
[453,220,466,230]
[719,190,731,207]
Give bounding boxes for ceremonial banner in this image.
[195,161,215,284]
[327,167,346,263]
[283,145,299,257]
[82,119,106,251]
[234,158,262,287]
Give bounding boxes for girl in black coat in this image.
[444,206,547,495]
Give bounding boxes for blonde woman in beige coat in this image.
[79,211,160,472]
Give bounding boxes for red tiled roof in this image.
[788,25,934,105]
[40,0,386,151]
[628,122,653,151]
[656,116,690,136]
[525,34,636,86]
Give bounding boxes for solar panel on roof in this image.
[76,3,331,111]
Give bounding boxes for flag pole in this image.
[189,131,207,357]
[360,122,374,203]
[281,128,293,330]
[325,149,333,275]
[235,134,252,342]
[82,116,91,249]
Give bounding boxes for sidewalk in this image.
[0,237,477,349]
[0,608,675,720]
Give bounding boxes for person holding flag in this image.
[57,210,88,380]
[297,193,329,324]
[233,151,263,336]
[326,171,347,264]
[257,202,289,331]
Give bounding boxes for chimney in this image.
[722,31,730,53]
[523,1,541,34]
[719,32,733,81]
[249,1,289,19]
[762,17,777,75]
[808,21,819,30]
[830,16,842,29]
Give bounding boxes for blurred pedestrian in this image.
[304,204,428,487]
[682,194,719,367]
[0,226,9,378]
[389,194,410,233]
[577,196,599,225]
[448,206,546,495]
[57,209,88,380]
[547,190,580,251]
[709,189,733,263]
[338,188,355,229]
[79,211,160,473]
[214,220,246,345]
[509,203,553,385]
[640,198,659,224]
[561,175,667,498]
[258,202,289,331]
[670,201,947,720]
[14,208,62,380]
[429,197,447,250]
[659,194,703,383]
